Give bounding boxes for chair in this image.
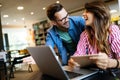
[0,60,9,80]
[9,54,31,78]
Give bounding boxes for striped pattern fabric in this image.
[74,25,120,59]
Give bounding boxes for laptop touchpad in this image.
[65,71,83,79]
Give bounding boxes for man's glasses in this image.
[56,13,69,22]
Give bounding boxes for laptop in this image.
[27,45,98,80]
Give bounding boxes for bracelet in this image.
[115,59,119,68]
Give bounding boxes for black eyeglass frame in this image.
[55,13,69,22]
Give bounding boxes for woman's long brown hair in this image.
[85,1,111,55]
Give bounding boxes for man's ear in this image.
[51,21,57,25]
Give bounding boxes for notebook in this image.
[27,45,98,80]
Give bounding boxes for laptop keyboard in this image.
[65,71,83,79]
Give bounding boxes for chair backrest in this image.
[12,54,30,66]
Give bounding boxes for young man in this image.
[46,3,85,65]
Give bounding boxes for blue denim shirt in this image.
[46,16,85,65]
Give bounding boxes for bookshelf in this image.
[33,20,50,45]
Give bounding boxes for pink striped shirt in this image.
[74,25,120,59]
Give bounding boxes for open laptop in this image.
[27,45,98,80]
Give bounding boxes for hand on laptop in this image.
[68,58,80,71]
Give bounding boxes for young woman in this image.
[69,1,120,71]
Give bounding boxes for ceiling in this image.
[0,0,118,28]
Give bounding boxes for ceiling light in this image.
[43,7,46,10]
[22,18,25,20]
[56,1,60,3]
[110,9,117,13]
[3,15,9,18]
[17,6,24,10]
[0,3,2,7]
[30,12,34,15]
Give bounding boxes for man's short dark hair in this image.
[46,3,63,21]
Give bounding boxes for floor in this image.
[10,64,40,80]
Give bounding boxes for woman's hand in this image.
[68,58,80,70]
[89,52,109,70]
